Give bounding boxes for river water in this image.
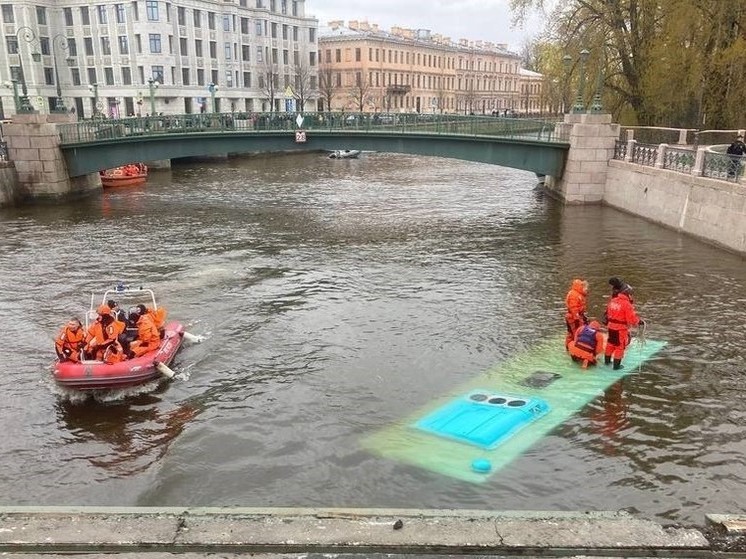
[0,152,744,526]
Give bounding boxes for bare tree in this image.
[348,71,372,112]
[318,65,337,111]
[292,61,314,112]
[260,61,279,112]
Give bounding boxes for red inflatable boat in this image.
[53,285,188,392]
[54,321,185,390]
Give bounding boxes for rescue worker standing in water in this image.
[564,278,589,350]
[604,277,644,370]
[568,320,605,369]
[55,318,85,362]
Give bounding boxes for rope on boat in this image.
[637,319,648,372]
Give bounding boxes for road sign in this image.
[295,130,307,143]
[296,114,304,128]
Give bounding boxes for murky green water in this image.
[0,151,744,526]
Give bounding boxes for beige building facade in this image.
[318,20,538,115]
[0,0,318,119]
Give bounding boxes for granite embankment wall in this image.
[605,160,746,255]
[0,162,20,206]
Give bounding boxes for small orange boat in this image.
[100,163,148,188]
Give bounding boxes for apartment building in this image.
[318,20,535,115]
[0,0,318,118]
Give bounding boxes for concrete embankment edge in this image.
[0,507,736,556]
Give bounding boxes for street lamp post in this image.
[15,26,40,113]
[207,82,218,113]
[50,34,72,113]
[147,77,159,115]
[589,49,606,113]
[572,49,591,114]
[88,83,99,118]
[4,80,20,112]
[562,54,572,114]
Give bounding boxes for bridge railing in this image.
[58,112,569,147]
[613,139,745,183]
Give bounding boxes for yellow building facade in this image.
[318,20,536,115]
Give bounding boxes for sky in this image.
[308,0,550,53]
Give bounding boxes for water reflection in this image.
[56,393,200,478]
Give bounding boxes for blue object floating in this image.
[471,459,492,473]
[414,390,550,449]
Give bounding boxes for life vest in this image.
[55,325,85,361]
[103,341,126,364]
[576,325,599,351]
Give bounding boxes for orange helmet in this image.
[97,304,112,316]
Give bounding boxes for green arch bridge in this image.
[58,112,570,178]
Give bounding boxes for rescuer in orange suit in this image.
[84,305,119,361]
[55,318,86,362]
[564,278,589,349]
[137,303,167,339]
[568,320,605,369]
[129,307,161,357]
[603,277,644,370]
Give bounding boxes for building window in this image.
[255,20,262,35]
[134,34,141,53]
[115,4,125,23]
[146,0,158,21]
[243,71,251,87]
[292,1,297,16]
[193,9,201,27]
[282,24,287,40]
[293,26,297,41]
[222,14,230,31]
[101,36,111,55]
[132,1,138,20]
[122,66,131,84]
[224,42,231,59]
[271,22,277,38]
[44,67,54,85]
[256,46,262,62]
[9,65,21,80]
[181,67,189,85]
[209,40,216,58]
[63,7,73,25]
[208,11,215,30]
[151,65,164,83]
[179,37,187,55]
[149,33,161,53]
[241,44,250,61]
[80,6,90,25]
[83,37,93,55]
[97,5,107,24]
[71,68,81,85]
[195,39,203,57]
[309,28,315,43]
[211,69,218,84]
[197,68,204,85]
[36,6,46,24]
[309,51,315,66]
[225,69,232,87]
[87,67,97,84]
[1,4,14,23]
[335,49,340,63]
[5,36,17,54]
[104,67,114,84]
[67,38,77,56]
[241,17,249,34]
[118,35,128,54]
[177,6,185,25]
